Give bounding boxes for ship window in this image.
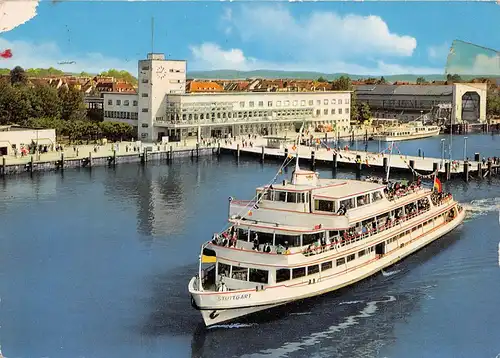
[275,191,287,202]
[286,192,297,203]
[336,257,345,266]
[292,267,306,279]
[358,249,366,257]
[346,254,355,262]
[275,234,301,247]
[251,231,273,245]
[328,231,339,239]
[237,228,249,241]
[218,263,231,277]
[307,265,319,275]
[231,266,248,281]
[314,199,335,212]
[249,268,269,284]
[356,194,370,207]
[340,198,354,210]
[276,269,291,282]
[321,261,333,271]
[372,191,383,202]
[303,232,323,246]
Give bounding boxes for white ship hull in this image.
[372,127,440,142]
[190,205,465,326]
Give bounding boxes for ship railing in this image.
[386,185,425,202]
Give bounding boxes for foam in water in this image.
[243,296,396,358]
[461,197,500,221]
[338,300,364,306]
[208,323,256,330]
[381,269,401,277]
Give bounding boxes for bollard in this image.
[217,142,221,157]
[463,161,469,182]
[113,149,117,166]
[444,161,451,181]
[333,152,338,169]
[311,151,315,169]
[433,162,439,176]
[356,154,362,178]
[88,152,93,168]
[477,162,483,178]
[383,157,388,173]
[2,156,6,176]
[196,143,199,158]
[236,143,240,159]
[418,149,421,157]
[488,160,492,177]
[144,148,148,163]
[474,152,480,162]
[261,146,265,163]
[60,152,64,170]
[30,155,34,173]
[169,145,173,161]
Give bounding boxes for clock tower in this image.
[137,53,186,142]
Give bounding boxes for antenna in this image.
[151,17,155,54]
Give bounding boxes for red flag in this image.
[0,49,13,59]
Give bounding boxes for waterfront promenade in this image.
[221,137,500,181]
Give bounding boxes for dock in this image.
[0,141,215,176]
[221,138,500,182]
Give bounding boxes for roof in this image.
[188,81,224,92]
[313,179,385,199]
[355,84,453,96]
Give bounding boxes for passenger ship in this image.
[372,121,441,142]
[188,150,465,327]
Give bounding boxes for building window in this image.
[339,99,343,105]
[142,108,149,112]
[156,116,163,121]
[339,108,342,114]
[284,100,290,106]
[324,109,328,115]
[324,99,328,105]
[141,93,148,97]
[317,100,321,105]
[141,123,149,128]
[268,101,273,107]
[258,101,264,107]
[240,101,245,108]
[141,79,149,84]
[277,101,281,107]
[316,109,320,116]
[141,65,150,71]
[331,109,335,114]
[308,100,313,105]
[293,100,298,106]
[124,100,129,106]
[345,108,350,114]
[249,101,254,107]
[301,100,306,106]
[133,100,138,106]
[116,100,121,105]
[107,100,112,105]
[331,99,336,104]
[345,98,350,104]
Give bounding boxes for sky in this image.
[0,0,499,76]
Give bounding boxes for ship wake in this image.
[462,197,500,221]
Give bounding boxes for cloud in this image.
[427,42,451,62]
[189,6,442,75]
[0,0,39,33]
[0,37,135,74]
[189,42,442,75]
[446,53,500,76]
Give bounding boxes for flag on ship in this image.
[433,176,442,193]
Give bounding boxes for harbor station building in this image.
[103,53,352,142]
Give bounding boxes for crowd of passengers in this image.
[385,177,422,201]
[431,191,452,206]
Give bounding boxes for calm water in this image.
[1,134,500,358]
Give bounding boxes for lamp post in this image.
[440,138,445,168]
[463,136,468,162]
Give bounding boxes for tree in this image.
[416,77,428,85]
[317,76,328,83]
[58,86,87,121]
[10,66,28,85]
[29,85,63,119]
[331,75,352,91]
[486,84,500,117]
[446,74,462,83]
[377,76,387,85]
[99,69,137,85]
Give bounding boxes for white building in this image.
[0,126,56,155]
[104,53,352,142]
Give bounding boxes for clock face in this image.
[156,66,167,79]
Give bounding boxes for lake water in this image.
[1,134,499,358]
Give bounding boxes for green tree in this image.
[99,69,137,85]
[29,85,63,119]
[10,66,28,85]
[446,74,462,83]
[317,76,328,83]
[486,84,500,117]
[331,75,352,91]
[377,76,387,85]
[416,77,428,84]
[58,86,87,121]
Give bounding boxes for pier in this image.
[221,138,500,182]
